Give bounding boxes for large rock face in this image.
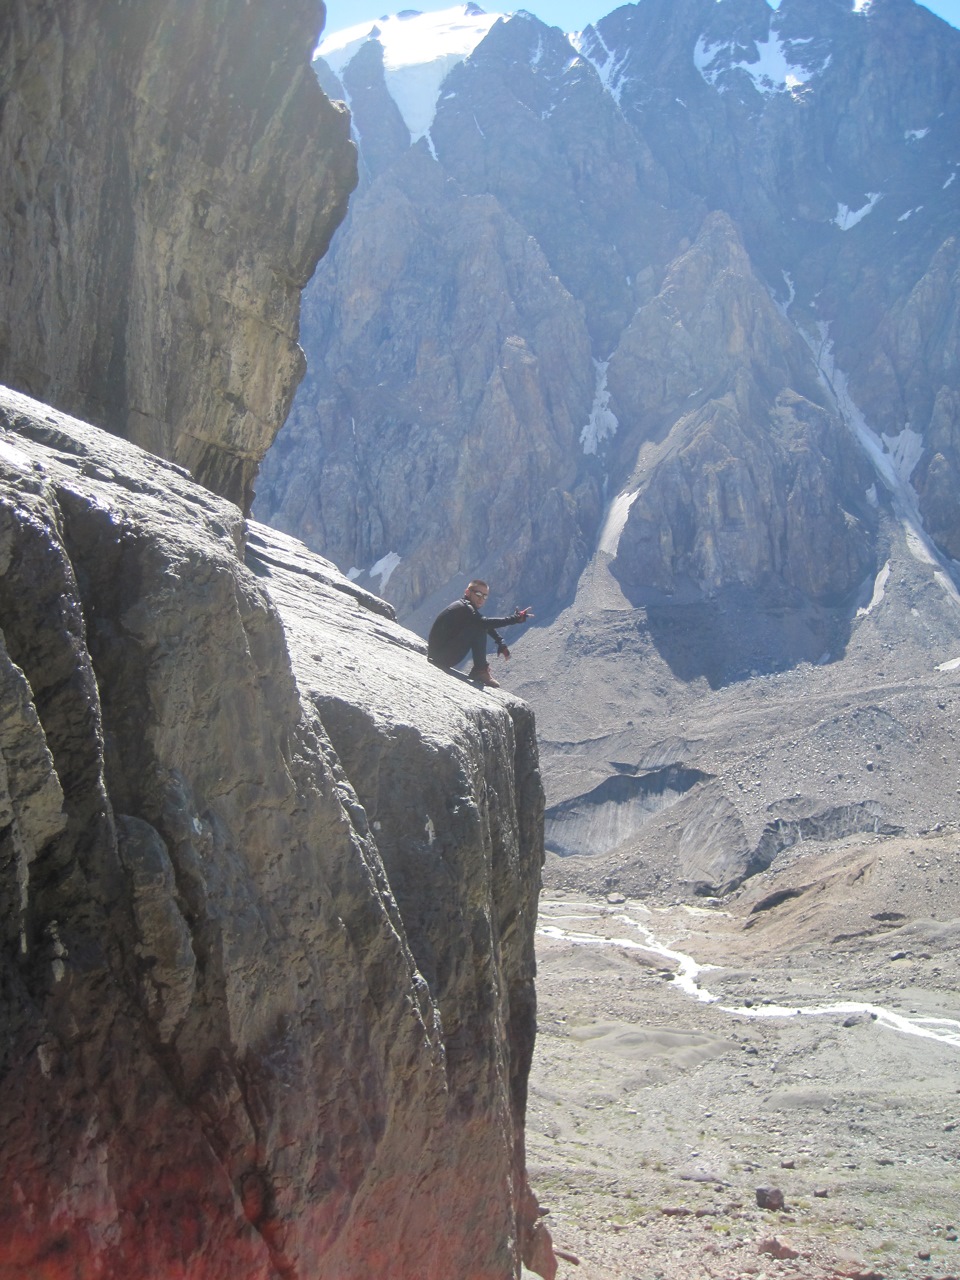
[0,386,549,1278]
[0,2,555,1274]
[0,0,356,510]
[606,212,876,606]
[256,143,601,615]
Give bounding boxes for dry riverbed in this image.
[526,828,960,1280]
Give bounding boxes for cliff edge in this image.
[0,385,551,1278]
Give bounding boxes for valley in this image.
[507,518,960,1279]
[526,829,960,1280]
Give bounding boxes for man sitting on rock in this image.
[427,579,533,687]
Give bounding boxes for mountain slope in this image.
[255,0,960,890]
[258,0,959,615]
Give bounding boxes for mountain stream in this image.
[537,897,960,1051]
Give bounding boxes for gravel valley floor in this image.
[526,828,960,1280]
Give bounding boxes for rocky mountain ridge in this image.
[258,0,959,624]
[255,0,960,896]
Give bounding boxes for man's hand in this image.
[497,641,511,660]
[514,606,534,621]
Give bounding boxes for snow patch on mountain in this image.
[346,550,402,588]
[835,193,881,229]
[857,560,890,617]
[316,5,508,142]
[571,27,632,103]
[882,425,925,486]
[808,323,960,611]
[581,360,619,455]
[370,551,402,589]
[598,490,638,557]
[694,27,828,96]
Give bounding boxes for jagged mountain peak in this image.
[262,0,959,671]
[435,7,608,120]
[318,3,608,152]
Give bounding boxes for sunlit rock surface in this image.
[0,386,549,1279]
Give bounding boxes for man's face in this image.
[467,585,488,605]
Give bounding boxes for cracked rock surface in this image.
[0,386,548,1279]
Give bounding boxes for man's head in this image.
[465,579,489,606]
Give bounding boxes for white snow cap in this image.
[317,5,510,143]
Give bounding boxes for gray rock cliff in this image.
[0,386,550,1278]
[0,0,357,511]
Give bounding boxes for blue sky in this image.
[321,0,960,36]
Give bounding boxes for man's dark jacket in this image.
[427,597,524,669]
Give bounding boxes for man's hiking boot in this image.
[468,664,500,687]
